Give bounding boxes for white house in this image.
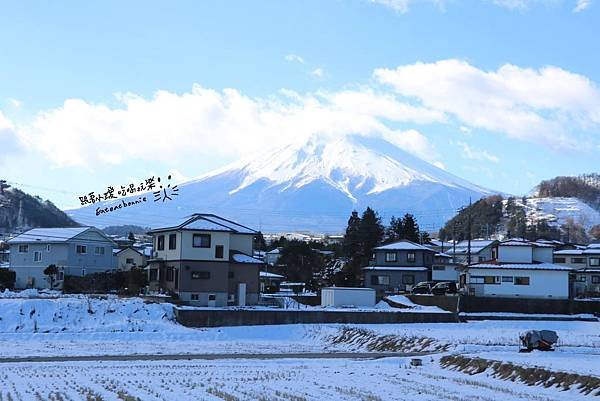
[461,239,572,299]
[321,287,375,308]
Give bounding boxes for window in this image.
[58,271,64,281]
[515,276,530,285]
[484,276,498,285]
[470,276,485,284]
[402,275,415,285]
[553,257,566,263]
[590,258,600,267]
[157,235,165,251]
[18,245,28,253]
[191,294,199,301]
[76,245,87,254]
[572,257,586,264]
[208,294,216,301]
[502,276,513,283]
[149,269,158,281]
[126,258,134,264]
[407,252,416,262]
[228,271,234,279]
[592,275,600,284]
[215,245,224,259]
[433,265,445,271]
[46,244,51,252]
[193,234,211,248]
[370,275,390,285]
[34,251,42,262]
[191,271,210,279]
[385,252,397,262]
[478,256,485,262]
[95,246,105,255]
[168,234,177,250]
[576,275,586,282]
[166,267,175,282]
[81,268,86,276]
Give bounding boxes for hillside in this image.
[67,134,494,232]
[0,182,78,233]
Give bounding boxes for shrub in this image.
[63,268,148,295]
[0,269,16,290]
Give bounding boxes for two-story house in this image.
[362,240,436,294]
[553,243,600,297]
[146,213,262,307]
[8,227,117,289]
[448,239,499,265]
[461,239,572,299]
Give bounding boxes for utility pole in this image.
[452,221,457,264]
[467,198,472,265]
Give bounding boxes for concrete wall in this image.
[174,308,459,327]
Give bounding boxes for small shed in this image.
[321,287,376,308]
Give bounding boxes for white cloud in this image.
[375,59,600,150]
[0,111,21,162]
[284,54,305,64]
[458,141,500,163]
[311,68,324,77]
[15,85,445,169]
[369,0,411,13]
[573,0,592,12]
[8,98,22,109]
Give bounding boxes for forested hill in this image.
[535,174,600,210]
[0,181,78,233]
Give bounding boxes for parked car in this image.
[411,281,435,294]
[431,282,458,295]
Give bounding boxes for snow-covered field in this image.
[0,294,598,400]
[519,197,600,230]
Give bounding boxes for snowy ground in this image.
[0,294,598,399]
[519,196,600,230]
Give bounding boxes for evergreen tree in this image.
[128,232,135,242]
[385,216,403,243]
[343,211,362,258]
[358,207,385,258]
[400,213,420,243]
[253,231,267,251]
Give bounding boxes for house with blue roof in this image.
[146,214,263,306]
[8,227,117,289]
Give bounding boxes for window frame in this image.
[192,234,211,248]
[402,274,415,285]
[407,252,416,263]
[166,266,175,282]
[571,257,586,264]
[157,235,165,251]
[553,257,566,264]
[46,244,51,252]
[95,246,105,255]
[76,245,87,254]
[215,245,224,259]
[592,275,600,284]
[33,251,42,262]
[385,252,397,262]
[191,271,210,280]
[18,245,29,253]
[514,276,530,286]
[589,258,600,267]
[168,234,177,250]
[501,276,513,283]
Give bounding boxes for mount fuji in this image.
[66,134,495,233]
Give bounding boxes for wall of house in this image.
[229,234,253,255]
[467,268,569,299]
[10,241,69,288]
[179,231,230,261]
[66,234,116,276]
[532,247,553,263]
[553,253,591,269]
[362,269,429,294]
[431,264,460,282]
[153,230,182,261]
[373,250,433,267]
[116,248,146,270]
[228,263,260,305]
[497,246,532,263]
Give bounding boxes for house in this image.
[431,252,462,282]
[362,240,436,294]
[146,213,262,307]
[8,227,117,289]
[447,239,499,264]
[113,247,147,271]
[260,271,284,293]
[460,239,572,299]
[321,287,376,308]
[553,243,600,297]
[265,248,282,266]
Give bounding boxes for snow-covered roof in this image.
[500,240,534,247]
[260,271,284,279]
[149,214,257,235]
[321,287,375,291]
[435,252,452,258]
[450,240,497,255]
[266,248,280,254]
[231,253,264,264]
[8,227,97,244]
[361,266,428,271]
[468,262,572,271]
[553,249,583,255]
[375,240,434,252]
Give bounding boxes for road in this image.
[0,351,433,364]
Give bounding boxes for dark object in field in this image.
[519,330,558,352]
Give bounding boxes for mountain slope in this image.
[0,184,78,233]
[67,134,494,232]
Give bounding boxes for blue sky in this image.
[0,0,599,209]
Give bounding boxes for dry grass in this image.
[329,326,450,352]
[441,354,600,396]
